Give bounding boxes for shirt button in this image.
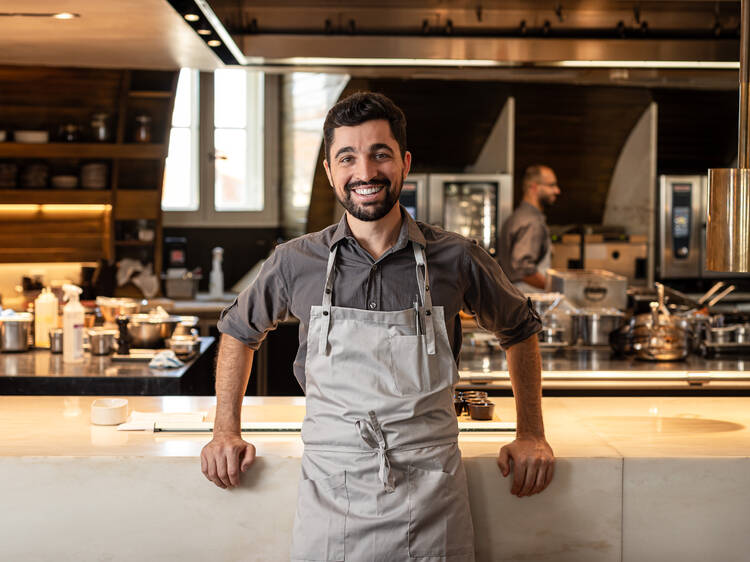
[368,302,377,310]
[372,264,378,271]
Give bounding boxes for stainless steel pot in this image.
[88,329,118,355]
[708,326,737,344]
[0,313,33,352]
[125,314,181,348]
[574,309,624,346]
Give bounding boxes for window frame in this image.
[163,71,279,228]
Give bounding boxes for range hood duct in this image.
[707,0,750,272]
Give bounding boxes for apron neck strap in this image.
[412,243,436,355]
[321,244,339,310]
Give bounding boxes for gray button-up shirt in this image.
[498,201,551,282]
[218,206,541,390]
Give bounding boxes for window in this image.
[162,68,276,226]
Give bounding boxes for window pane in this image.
[162,128,198,211]
[214,69,246,128]
[214,128,251,210]
[172,68,195,128]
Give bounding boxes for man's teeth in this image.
[354,185,383,195]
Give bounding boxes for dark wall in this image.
[307,78,738,231]
[162,227,279,291]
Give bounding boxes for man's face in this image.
[324,119,411,222]
[535,168,560,208]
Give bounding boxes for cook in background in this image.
[498,165,560,293]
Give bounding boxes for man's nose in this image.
[353,158,378,182]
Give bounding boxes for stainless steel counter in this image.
[458,347,750,392]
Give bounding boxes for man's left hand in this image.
[497,436,555,497]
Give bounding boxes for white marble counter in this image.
[2,395,749,561]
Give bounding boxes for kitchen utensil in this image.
[14,130,49,143]
[88,328,118,355]
[0,162,17,188]
[51,175,78,189]
[20,162,48,188]
[547,269,627,310]
[708,326,737,344]
[708,285,736,308]
[0,313,33,352]
[49,328,63,354]
[574,308,624,346]
[124,313,181,348]
[80,162,107,189]
[96,297,140,325]
[165,334,200,356]
[697,282,725,305]
[469,402,495,420]
[90,398,128,425]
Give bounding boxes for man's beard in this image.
[539,192,556,209]
[335,176,402,221]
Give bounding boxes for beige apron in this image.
[290,241,475,562]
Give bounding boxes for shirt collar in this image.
[520,200,545,219]
[329,204,427,250]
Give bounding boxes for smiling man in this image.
[202,92,555,561]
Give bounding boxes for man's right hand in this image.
[200,433,256,489]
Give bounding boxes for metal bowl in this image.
[124,314,181,348]
[97,297,140,325]
[166,334,200,356]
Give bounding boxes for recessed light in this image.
[207,39,222,47]
[184,13,200,22]
[197,28,211,35]
[52,12,77,20]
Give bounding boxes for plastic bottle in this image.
[34,288,58,348]
[62,284,84,364]
[209,247,224,299]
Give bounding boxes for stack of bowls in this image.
[454,391,495,420]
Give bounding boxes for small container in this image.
[0,313,34,352]
[90,113,110,142]
[90,398,128,425]
[453,398,464,416]
[134,114,152,143]
[88,329,118,355]
[59,123,81,142]
[468,401,495,421]
[50,328,64,354]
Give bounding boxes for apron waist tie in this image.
[355,410,395,494]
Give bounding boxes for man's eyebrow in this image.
[370,143,394,154]
[334,146,355,159]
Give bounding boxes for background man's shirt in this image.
[218,207,541,390]
[498,201,551,282]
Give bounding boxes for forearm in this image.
[521,271,546,290]
[214,334,254,435]
[505,334,545,438]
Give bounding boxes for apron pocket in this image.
[389,335,431,395]
[290,472,349,561]
[407,465,474,558]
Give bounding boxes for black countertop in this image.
[0,338,216,395]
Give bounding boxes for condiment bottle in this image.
[209,247,224,299]
[62,284,84,364]
[134,114,152,143]
[34,288,58,348]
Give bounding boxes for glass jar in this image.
[134,114,152,143]
[90,113,110,142]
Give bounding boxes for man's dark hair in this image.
[323,91,407,162]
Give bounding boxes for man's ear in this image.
[402,151,412,179]
[323,159,334,187]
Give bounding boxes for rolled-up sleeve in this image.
[462,241,542,349]
[511,221,546,279]
[216,246,290,350]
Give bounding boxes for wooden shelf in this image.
[0,142,166,159]
[128,90,172,99]
[0,189,113,205]
[114,240,153,246]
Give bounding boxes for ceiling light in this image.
[197,29,211,35]
[184,13,200,22]
[52,12,78,19]
[207,39,222,47]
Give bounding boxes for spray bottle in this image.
[209,247,224,299]
[34,288,58,348]
[62,284,84,364]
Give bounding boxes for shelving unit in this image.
[0,66,178,296]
